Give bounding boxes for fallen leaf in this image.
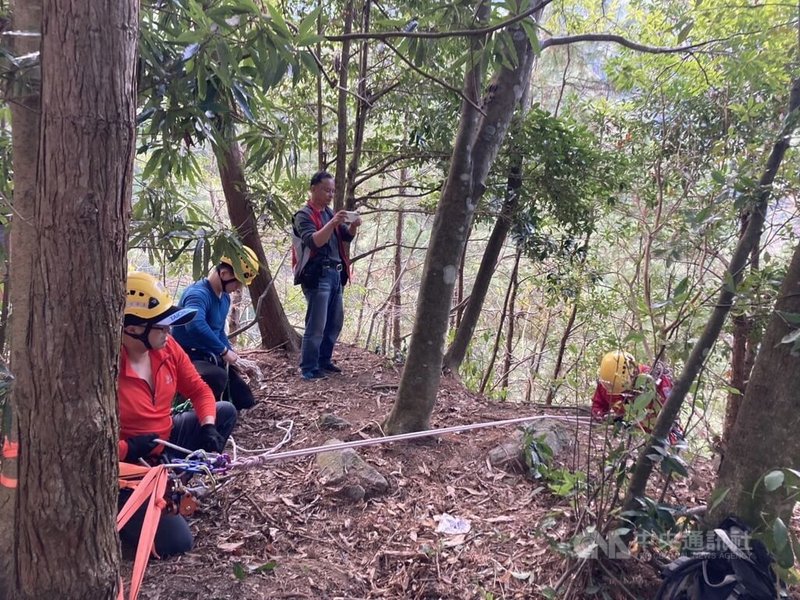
[484,515,515,523]
[218,541,244,552]
[442,534,467,547]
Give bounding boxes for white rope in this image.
[229,413,593,471]
[227,419,294,462]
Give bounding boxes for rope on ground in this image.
[227,419,294,462]
[228,413,593,471]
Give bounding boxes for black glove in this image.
[200,424,225,453]
[125,434,158,462]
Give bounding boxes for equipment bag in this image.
[655,518,780,600]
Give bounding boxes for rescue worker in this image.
[591,350,681,442]
[118,272,237,556]
[172,247,259,410]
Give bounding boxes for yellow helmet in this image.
[124,272,196,327]
[220,246,259,286]
[598,350,637,394]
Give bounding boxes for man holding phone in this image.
[292,171,362,380]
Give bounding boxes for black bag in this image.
[655,518,780,600]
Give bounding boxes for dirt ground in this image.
[132,345,740,600]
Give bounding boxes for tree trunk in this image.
[501,255,519,392]
[217,127,301,352]
[391,207,404,354]
[531,309,552,383]
[344,0,371,211]
[721,313,750,448]
[385,3,539,434]
[480,249,521,395]
[443,163,522,373]
[453,227,468,330]
[333,0,354,211]
[545,300,579,405]
[315,1,325,169]
[708,239,800,528]
[1,0,138,597]
[721,231,762,452]
[0,1,41,587]
[355,212,380,343]
[622,76,800,519]
[443,66,533,375]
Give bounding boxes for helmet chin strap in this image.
[124,322,156,350]
[216,265,239,292]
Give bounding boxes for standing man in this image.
[292,171,362,380]
[172,247,259,410]
[119,272,237,556]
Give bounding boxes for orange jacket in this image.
[118,336,216,460]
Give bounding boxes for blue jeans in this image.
[300,267,344,375]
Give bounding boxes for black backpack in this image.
[655,518,781,600]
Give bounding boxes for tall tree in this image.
[217,120,301,351]
[708,238,800,529]
[0,0,41,588]
[385,1,540,433]
[0,0,138,597]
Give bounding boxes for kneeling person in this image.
[172,248,259,411]
[119,272,237,556]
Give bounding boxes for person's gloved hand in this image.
[125,434,159,462]
[200,424,225,453]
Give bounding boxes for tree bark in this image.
[0,1,40,586]
[480,248,521,395]
[708,238,800,528]
[344,0,371,211]
[500,253,519,393]
[386,1,539,434]
[315,0,325,170]
[2,0,138,597]
[453,227,469,330]
[333,0,354,211]
[622,76,800,519]
[721,231,762,452]
[217,127,301,352]
[391,207,404,354]
[443,161,522,373]
[545,299,579,405]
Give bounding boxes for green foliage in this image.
[777,311,800,356]
[750,468,800,580]
[129,180,266,280]
[138,0,318,181]
[522,432,554,479]
[492,107,627,262]
[232,560,277,580]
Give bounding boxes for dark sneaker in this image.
[320,363,342,374]
[301,370,328,381]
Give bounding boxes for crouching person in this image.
[118,272,237,556]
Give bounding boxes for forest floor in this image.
[132,344,784,600]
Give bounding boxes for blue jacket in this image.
[172,279,230,358]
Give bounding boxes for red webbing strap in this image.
[116,464,168,600]
[1,436,19,488]
[2,437,18,458]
